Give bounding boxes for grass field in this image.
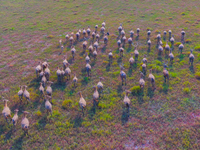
[0,0,200,149]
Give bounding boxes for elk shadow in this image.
[81,68,87,76]
[132,63,137,70]
[128,68,133,77]
[4,128,13,141]
[39,100,46,113]
[30,78,40,90]
[137,95,144,105]
[189,65,195,74]
[80,50,86,56]
[73,40,78,46]
[52,82,67,91]
[100,34,104,39]
[133,90,144,105]
[157,56,163,61]
[121,108,130,125]
[117,35,121,40]
[162,82,169,94]
[37,116,47,130]
[179,54,185,61]
[63,41,68,46]
[127,46,132,53]
[147,47,151,53]
[122,43,126,48]
[101,45,107,53]
[32,96,43,109]
[72,114,83,128]
[91,61,96,67]
[88,104,96,120]
[106,63,111,72]
[12,135,24,150]
[117,56,122,64]
[147,87,155,98]
[163,37,166,41]
[81,77,90,86]
[89,39,94,45]
[68,58,74,64]
[117,84,123,95]
[164,54,169,60]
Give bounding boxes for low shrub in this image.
[183,88,190,94]
[194,46,200,51]
[35,110,42,117]
[146,27,152,31]
[181,12,186,15]
[175,42,182,47]
[62,100,72,109]
[194,33,200,36]
[185,39,192,43]
[130,86,140,95]
[47,35,54,38]
[195,72,200,79]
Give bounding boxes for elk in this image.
[147,39,151,49]
[21,111,32,136]
[147,29,151,39]
[118,23,123,34]
[163,62,169,82]
[86,62,91,77]
[2,99,11,123]
[134,42,139,60]
[119,47,124,57]
[128,37,133,45]
[76,30,80,40]
[179,43,184,54]
[78,92,86,116]
[139,72,145,89]
[108,50,113,64]
[163,31,167,40]
[189,49,194,65]
[169,48,174,62]
[65,63,71,80]
[120,66,126,86]
[157,32,161,45]
[137,28,140,37]
[130,29,134,38]
[123,90,131,112]
[181,29,185,42]
[168,30,172,41]
[148,69,155,90]
[71,46,76,59]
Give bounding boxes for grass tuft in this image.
[174,42,182,47]
[47,35,54,38]
[62,100,72,109]
[181,12,186,15]
[185,39,192,43]
[195,72,200,79]
[194,46,200,51]
[130,86,140,95]
[35,110,42,117]
[183,88,190,94]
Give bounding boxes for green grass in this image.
[0,0,200,149]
